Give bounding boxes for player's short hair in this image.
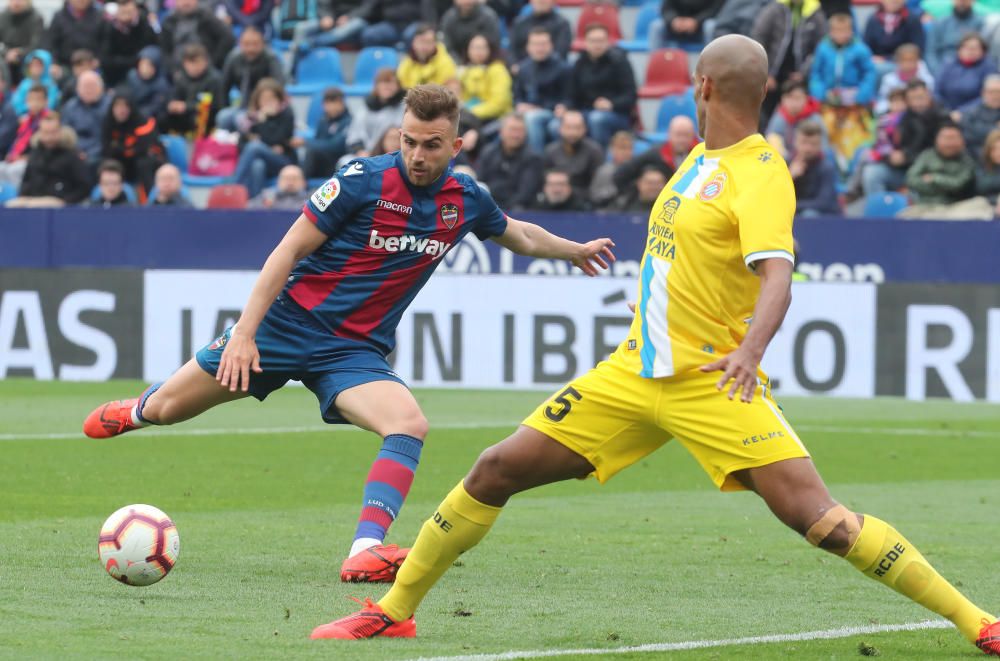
[181,43,209,62]
[828,12,853,27]
[780,79,807,97]
[795,121,823,139]
[98,159,125,178]
[583,23,610,38]
[403,84,460,130]
[27,84,48,98]
[894,43,921,60]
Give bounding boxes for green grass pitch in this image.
[1,379,998,660]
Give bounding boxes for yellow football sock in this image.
[845,514,994,641]
[379,481,501,622]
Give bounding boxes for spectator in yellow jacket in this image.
[397,24,457,88]
[459,34,512,121]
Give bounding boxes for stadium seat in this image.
[619,1,660,52]
[206,183,249,209]
[863,192,909,218]
[0,181,18,204]
[342,47,400,96]
[305,90,326,132]
[289,48,345,95]
[638,48,690,98]
[160,134,229,187]
[642,87,696,142]
[571,2,622,50]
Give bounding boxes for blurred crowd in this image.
[0,0,999,218]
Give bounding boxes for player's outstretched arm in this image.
[491,217,616,276]
[700,257,793,402]
[216,215,328,392]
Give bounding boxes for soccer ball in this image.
[98,504,180,586]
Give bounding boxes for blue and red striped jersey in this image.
[285,152,508,354]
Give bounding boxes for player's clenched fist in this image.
[571,238,616,276]
[216,329,263,392]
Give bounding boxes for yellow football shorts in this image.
[522,357,810,491]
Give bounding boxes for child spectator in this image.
[7,112,90,207]
[61,70,111,165]
[102,89,167,196]
[345,68,406,158]
[565,24,637,147]
[125,47,172,126]
[103,0,159,88]
[789,121,841,216]
[398,24,457,89]
[509,0,573,62]
[960,74,1000,157]
[0,85,48,187]
[297,86,351,179]
[247,164,308,210]
[590,130,635,209]
[12,50,59,115]
[901,122,981,217]
[148,163,192,207]
[513,27,570,153]
[847,87,906,201]
[232,78,296,198]
[86,159,133,207]
[863,0,925,67]
[766,80,826,159]
[531,168,590,211]
[163,44,225,138]
[459,35,512,124]
[810,13,877,108]
[217,0,276,40]
[440,0,501,62]
[925,0,983,74]
[876,44,934,115]
[0,0,45,87]
[542,109,605,196]
[935,34,996,112]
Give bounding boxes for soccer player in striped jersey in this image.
[314,37,1000,656]
[83,85,616,583]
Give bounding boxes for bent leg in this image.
[142,357,250,424]
[739,458,995,642]
[378,425,594,620]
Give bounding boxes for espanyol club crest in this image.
[439,203,459,229]
[698,173,726,202]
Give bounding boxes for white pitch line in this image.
[0,422,997,442]
[407,620,955,661]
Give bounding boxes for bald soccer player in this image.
[311,36,1000,654]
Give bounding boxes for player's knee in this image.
[803,504,862,555]
[466,445,520,502]
[393,412,429,440]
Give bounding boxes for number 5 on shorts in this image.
[544,386,582,422]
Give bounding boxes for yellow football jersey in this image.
[613,133,796,378]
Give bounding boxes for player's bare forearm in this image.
[701,258,792,402]
[739,258,793,362]
[492,217,616,276]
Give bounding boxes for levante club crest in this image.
[439,203,459,229]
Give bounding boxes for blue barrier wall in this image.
[0,208,996,283]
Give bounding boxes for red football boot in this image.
[340,544,409,583]
[310,598,415,640]
[977,618,1000,655]
[82,399,142,439]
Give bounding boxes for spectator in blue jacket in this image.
[60,70,110,165]
[925,0,983,74]
[789,121,841,216]
[935,34,997,112]
[297,86,352,179]
[513,27,570,153]
[12,50,59,116]
[863,0,925,68]
[809,13,878,107]
[125,47,172,125]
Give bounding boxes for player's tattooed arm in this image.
[491,217,616,277]
[217,215,327,392]
[700,257,793,403]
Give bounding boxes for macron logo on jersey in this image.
[368,230,452,258]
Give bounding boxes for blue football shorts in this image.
[195,296,406,423]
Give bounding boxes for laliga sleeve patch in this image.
[311,178,341,211]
